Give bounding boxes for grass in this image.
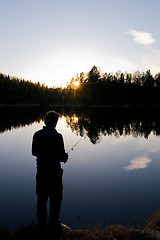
[1,209,160,240]
[0,224,135,240]
[144,208,160,233]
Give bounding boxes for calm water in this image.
[0,106,160,230]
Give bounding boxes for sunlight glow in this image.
[29,49,103,88]
[72,114,79,124]
[72,80,79,87]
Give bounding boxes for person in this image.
[32,110,68,237]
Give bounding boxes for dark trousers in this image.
[36,174,63,229]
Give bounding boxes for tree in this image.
[144,70,154,87]
[87,66,100,83]
[79,72,85,83]
[155,73,160,88]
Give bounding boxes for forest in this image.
[1,66,160,105]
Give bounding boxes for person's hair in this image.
[44,111,59,127]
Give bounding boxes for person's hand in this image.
[64,153,68,163]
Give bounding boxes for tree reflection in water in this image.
[64,106,160,143]
[0,106,47,133]
[0,106,160,144]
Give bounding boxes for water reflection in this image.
[123,156,152,171]
[1,106,160,229]
[0,107,45,133]
[1,106,160,143]
[64,106,160,143]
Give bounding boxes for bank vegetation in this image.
[1,66,160,106]
[1,208,160,240]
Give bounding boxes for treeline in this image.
[66,66,160,105]
[0,73,63,105]
[1,66,160,105]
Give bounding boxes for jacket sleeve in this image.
[32,133,38,157]
[58,134,68,162]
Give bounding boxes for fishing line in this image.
[67,138,83,154]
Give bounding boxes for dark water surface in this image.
[0,106,160,230]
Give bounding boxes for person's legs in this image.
[49,196,62,227]
[49,179,63,236]
[36,193,48,228]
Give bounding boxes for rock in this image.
[61,223,72,233]
[132,229,160,240]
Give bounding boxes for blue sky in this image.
[0,0,160,87]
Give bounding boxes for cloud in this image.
[123,157,152,171]
[127,29,155,46]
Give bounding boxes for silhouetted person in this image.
[32,110,68,237]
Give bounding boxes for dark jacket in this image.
[32,126,67,177]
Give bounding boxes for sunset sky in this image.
[0,0,160,87]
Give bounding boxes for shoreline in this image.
[1,103,160,108]
[1,208,160,240]
[0,219,160,240]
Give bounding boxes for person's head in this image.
[44,111,59,128]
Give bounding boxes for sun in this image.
[72,114,79,123]
[68,77,80,88]
[73,80,79,87]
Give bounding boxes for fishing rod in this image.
[67,138,83,154]
[64,138,83,164]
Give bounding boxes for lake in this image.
[0,106,160,230]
